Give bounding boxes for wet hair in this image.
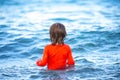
[49,23,66,45]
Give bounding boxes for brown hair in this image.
[49,23,66,45]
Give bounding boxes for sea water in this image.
[0,0,120,80]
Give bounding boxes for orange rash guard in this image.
[36,44,75,70]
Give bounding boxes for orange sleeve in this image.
[36,46,48,66]
[67,46,75,65]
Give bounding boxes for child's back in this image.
[36,44,74,70]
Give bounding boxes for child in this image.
[36,23,75,70]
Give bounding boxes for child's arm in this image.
[67,46,75,65]
[36,46,48,66]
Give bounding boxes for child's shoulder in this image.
[64,44,69,46]
[64,44,71,48]
[45,44,52,47]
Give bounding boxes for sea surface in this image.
[0,0,120,80]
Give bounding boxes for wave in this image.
[0,55,10,59]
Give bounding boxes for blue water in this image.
[0,0,120,80]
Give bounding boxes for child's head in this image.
[49,23,66,45]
